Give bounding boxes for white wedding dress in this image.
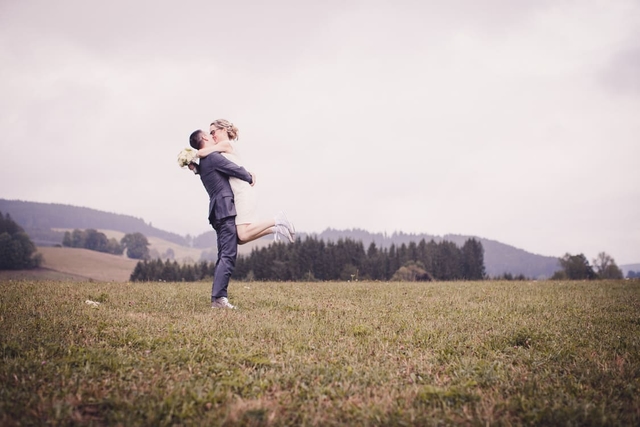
[221,144,257,225]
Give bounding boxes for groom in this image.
[189,129,254,309]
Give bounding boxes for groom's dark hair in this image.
[189,130,204,149]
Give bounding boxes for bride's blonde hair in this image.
[210,119,239,140]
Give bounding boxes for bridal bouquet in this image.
[177,147,197,168]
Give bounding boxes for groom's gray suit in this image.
[197,152,253,301]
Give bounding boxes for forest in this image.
[130,236,486,282]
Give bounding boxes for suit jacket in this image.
[198,152,253,223]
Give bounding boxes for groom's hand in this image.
[249,172,256,186]
[188,163,199,175]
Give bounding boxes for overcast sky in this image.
[1,0,639,264]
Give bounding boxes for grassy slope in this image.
[36,247,138,282]
[98,229,268,259]
[81,230,206,263]
[1,280,638,426]
[55,228,281,261]
[60,228,266,259]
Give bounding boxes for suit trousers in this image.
[211,216,238,301]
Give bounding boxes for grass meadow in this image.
[1,279,639,426]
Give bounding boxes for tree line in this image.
[551,252,624,280]
[0,211,42,270]
[63,229,151,259]
[130,236,486,282]
[130,259,213,282]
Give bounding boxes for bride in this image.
[191,119,295,245]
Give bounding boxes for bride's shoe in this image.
[275,211,295,240]
[274,224,294,243]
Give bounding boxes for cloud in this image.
[600,45,640,96]
[1,0,639,264]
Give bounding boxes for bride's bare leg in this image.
[237,220,275,245]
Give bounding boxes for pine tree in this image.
[461,238,486,280]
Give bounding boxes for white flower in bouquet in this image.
[177,147,198,168]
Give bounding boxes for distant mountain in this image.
[0,199,188,247]
[2,199,561,279]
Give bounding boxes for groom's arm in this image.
[209,152,253,184]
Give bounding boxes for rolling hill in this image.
[0,199,188,247]
[1,198,569,279]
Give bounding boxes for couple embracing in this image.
[187,119,295,309]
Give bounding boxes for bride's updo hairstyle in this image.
[211,119,239,140]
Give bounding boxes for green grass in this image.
[1,279,639,426]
